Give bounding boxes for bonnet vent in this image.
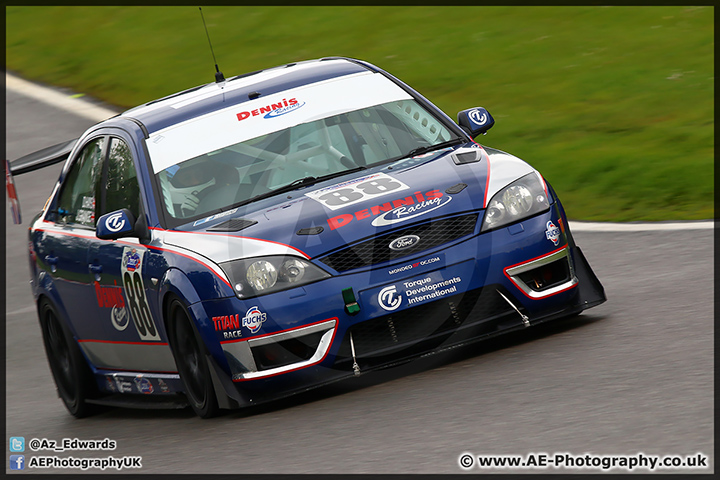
[207,218,258,232]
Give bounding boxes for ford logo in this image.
[389,235,420,251]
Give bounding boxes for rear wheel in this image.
[38,299,100,418]
[167,299,219,418]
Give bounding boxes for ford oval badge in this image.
[389,235,420,251]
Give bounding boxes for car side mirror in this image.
[457,107,495,137]
[96,209,149,241]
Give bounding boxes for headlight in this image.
[481,172,550,232]
[220,256,331,298]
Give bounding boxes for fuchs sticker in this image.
[305,172,409,211]
[545,221,561,246]
[236,98,302,121]
[242,306,267,333]
[121,247,160,341]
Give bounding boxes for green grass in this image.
[6,6,713,221]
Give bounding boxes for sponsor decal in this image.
[388,256,441,275]
[242,306,267,334]
[134,376,154,394]
[328,189,445,230]
[212,314,244,339]
[468,109,488,127]
[123,248,142,272]
[404,276,461,305]
[212,314,239,331]
[378,285,402,311]
[104,211,125,233]
[111,305,130,331]
[94,280,126,309]
[545,220,561,246]
[389,234,420,251]
[114,377,133,393]
[105,376,117,393]
[306,173,409,212]
[237,98,301,121]
[121,247,160,341]
[370,272,465,313]
[372,195,452,227]
[193,207,239,227]
[223,330,243,339]
[157,378,170,393]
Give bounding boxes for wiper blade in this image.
[402,137,466,160]
[235,166,367,208]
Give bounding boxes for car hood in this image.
[160,144,536,263]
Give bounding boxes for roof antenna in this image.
[199,7,225,84]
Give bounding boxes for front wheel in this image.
[38,299,101,418]
[167,299,219,418]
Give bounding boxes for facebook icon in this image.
[10,455,25,470]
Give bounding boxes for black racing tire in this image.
[167,299,220,419]
[38,298,101,418]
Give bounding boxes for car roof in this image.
[119,57,374,135]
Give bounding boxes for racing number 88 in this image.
[318,177,401,206]
[123,271,157,338]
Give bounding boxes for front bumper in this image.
[197,207,605,408]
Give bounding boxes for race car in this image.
[10,57,605,418]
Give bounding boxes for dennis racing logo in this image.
[371,195,452,227]
[242,306,267,333]
[236,98,304,121]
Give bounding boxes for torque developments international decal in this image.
[327,188,445,230]
[545,220,561,246]
[378,285,402,311]
[236,98,303,121]
[242,306,267,333]
[468,109,488,127]
[104,211,125,233]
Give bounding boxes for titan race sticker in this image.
[121,247,160,341]
[304,173,409,211]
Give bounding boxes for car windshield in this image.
[155,98,455,222]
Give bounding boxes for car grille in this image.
[319,213,479,272]
[333,286,522,367]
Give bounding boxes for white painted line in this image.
[569,221,713,232]
[6,72,714,233]
[6,72,119,123]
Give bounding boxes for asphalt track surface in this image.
[5,78,714,474]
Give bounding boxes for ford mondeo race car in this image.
[11,57,605,418]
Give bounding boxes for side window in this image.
[56,137,105,227]
[103,137,141,218]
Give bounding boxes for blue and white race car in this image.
[11,57,605,418]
